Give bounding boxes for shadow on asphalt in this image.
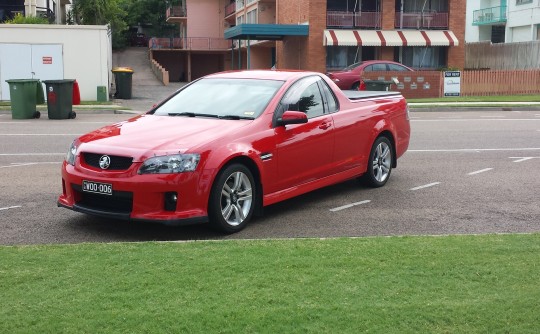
[62,178,370,242]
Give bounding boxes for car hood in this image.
[77,115,252,161]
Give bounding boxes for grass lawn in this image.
[1,234,539,333]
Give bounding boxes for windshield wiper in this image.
[168,112,219,118]
[218,115,255,120]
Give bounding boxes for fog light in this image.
[164,192,178,211]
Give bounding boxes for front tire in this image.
[208,164,256,233]
[363,136,393,188]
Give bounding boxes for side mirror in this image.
[277,111,308,126]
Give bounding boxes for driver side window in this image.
[279,76,325,119]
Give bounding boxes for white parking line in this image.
[509,157,538,163]
[0,206,22,211]
[0,162,61,169]
[0,134,81,136]
[330,200,371,212]
[0,153,65,156]
[481,115,505,118]
[468,168,493,175]
[409,148,540,152]
[413,119,540,122]
[410,182,440,191]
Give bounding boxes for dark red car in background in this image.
[327,60,413,90]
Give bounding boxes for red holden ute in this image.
[327,60,413,90]
[58,70,410,233]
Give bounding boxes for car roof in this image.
[205,70,321,81]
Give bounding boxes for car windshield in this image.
[153,78,284,119]
[344,62,363,71]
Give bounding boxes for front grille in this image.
[73,185,133,213]
[82,153,133,170]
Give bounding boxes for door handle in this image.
[319,122,331,130]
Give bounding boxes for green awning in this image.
[224,24,309,40]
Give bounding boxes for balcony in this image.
[473,6,507,26]
[327,11,381,29]
[150,37,232,51]
[166,5,187,23]
[395,11,448,29]
[225,2,236,17]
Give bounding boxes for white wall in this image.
[0,24,111,101]
[506,0,540,42]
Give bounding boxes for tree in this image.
[118,0,178,39]
[71,0,127,48]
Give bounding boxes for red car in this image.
[58,70,410,233]
[327,60,413,90]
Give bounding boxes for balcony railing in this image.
[473,6,507,25]
[225,2,236,17]
[327,11,381,29]
[166,5,186,19]
[395,11,448,29]
[149,37,232,50]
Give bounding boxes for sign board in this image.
[43,56,53,64]
[444,71,461,97]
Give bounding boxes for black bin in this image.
[43,79,76,119]
[112,67,134,99]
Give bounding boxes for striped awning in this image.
[323,30,459,47]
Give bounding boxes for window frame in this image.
[273,76,332,127]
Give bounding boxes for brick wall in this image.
[276,0,309,70]
[447,0,466,69]
[361,71,443,99]
[381,0,395,30]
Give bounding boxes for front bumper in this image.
[58,161,211,226]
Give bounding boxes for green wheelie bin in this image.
[112,67,134,99]
[43,80,76,119]
[5,79,44,119]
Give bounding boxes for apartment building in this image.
[161,0,466,82]
[0,0,71,24]
[467,0,540,43]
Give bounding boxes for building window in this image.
[246,0,257,5]
[325,46,360,70]
[246,9,257,24]
[401,46,446,70]
[236,0,244,10]
[516,0,533,4]
[237,15,244,25]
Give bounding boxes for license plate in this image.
[82,180,113,195]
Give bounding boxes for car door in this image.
[273,76,335,190]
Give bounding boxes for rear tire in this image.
[208,164,256,233]
[362,136,393,188]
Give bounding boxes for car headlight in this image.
[66,141,77,165]
[332,78,340,82]
[138,154,200,174]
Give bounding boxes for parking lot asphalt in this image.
[0,109,539,245]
